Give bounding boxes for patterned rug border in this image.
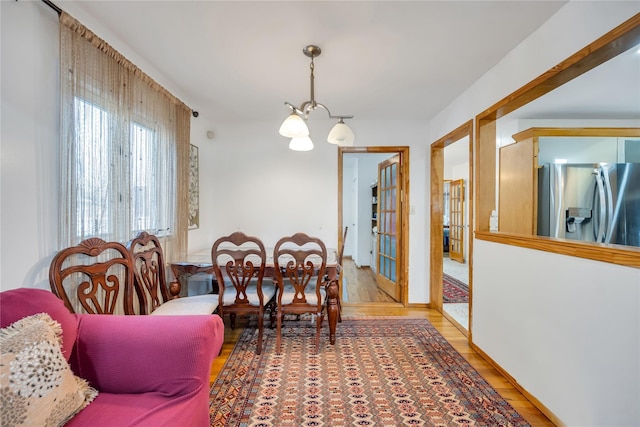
[340,316,433,320]
[443,273,469,303]
[210,317,529,426]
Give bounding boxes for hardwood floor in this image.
[210,305,555,426]
[342,257,395,303]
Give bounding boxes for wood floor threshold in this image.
[342,301,405,307]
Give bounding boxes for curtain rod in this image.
[41,0,62,16]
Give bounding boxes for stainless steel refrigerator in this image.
[538,163,640,247]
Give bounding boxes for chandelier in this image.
[279,45,354,151]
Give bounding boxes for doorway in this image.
[443,143,470,332]
[338,147,410,307]
[430,121,473,337]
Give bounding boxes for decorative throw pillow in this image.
[0,313,98,427]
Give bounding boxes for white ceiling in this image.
[61,0,573,123]
[510,43,640,120]
[442,43,640,166]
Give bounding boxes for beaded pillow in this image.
[0,313,98,426]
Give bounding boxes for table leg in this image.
[326,279,339,345]
[170,265,187,297]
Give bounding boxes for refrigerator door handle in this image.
[602,167,615,244]
[594,171,606,242]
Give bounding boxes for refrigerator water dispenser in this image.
[565,207,592,235]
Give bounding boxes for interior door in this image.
[376,155,401,301]
[448,178,465,263]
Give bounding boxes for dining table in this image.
[170,248,341,345]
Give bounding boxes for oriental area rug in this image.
[209,318,529,426]
[443,274,469,303]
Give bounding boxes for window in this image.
[131,121,157,234]
[72,98,174,240]
[74,97,112,237]
[60,13,190,259]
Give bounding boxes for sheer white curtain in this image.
[59,12,189,263]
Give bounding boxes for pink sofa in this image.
[0,288,224,426]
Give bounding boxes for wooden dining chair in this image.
[49,238,136,315]
[273,232,328,353]
[211,231,276,355]
[127,231,218,316]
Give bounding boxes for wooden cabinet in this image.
[498,131,539,235]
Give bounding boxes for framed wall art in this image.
[188,144,199,229]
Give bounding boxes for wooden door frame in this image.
[338,146,410,307]
[429,120,474,337]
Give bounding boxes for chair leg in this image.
[276,311,283,354]
[315,312,323,353]
[257,312,264,355]
[268,301,277,329]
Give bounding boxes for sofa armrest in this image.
[71,314,224,395]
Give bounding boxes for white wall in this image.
[1,2,59,290]
[2,1,639,424]
[342,162,356,259]
[355,159,372,267]
[474,240,640,426]
[428,2,640,425]
[189,118,340,249]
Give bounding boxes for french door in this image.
[376,155,401,301]
[448,178,465,262]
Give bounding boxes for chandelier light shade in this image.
[280,45,354,151]
[289,136,314,151]
[327,118,355,146]
[279,113,309,138]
